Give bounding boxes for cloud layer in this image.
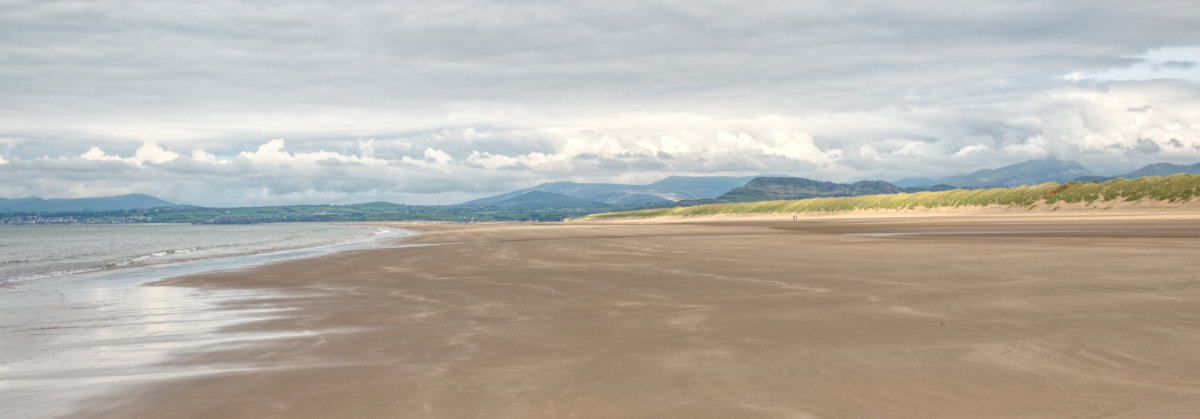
[2,0,1199,205]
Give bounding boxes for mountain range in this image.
[682,178,903,205]
[0,194,178,214]
[904,159,1200,189]
[921,158,1095,189]
[467,159,1200,209]
[1077,162,1200,182]
[467,191,608,210]
[6,160,1200,214]
[461,175,761,208]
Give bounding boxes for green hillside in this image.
[713,177,902,202]
[575,174,1200,220]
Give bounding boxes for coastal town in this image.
[0,214,152,225]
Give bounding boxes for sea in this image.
[0,223,396,285]
[0,223,407,417]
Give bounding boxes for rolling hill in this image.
[0,194,178,213]
[690,177,903,204]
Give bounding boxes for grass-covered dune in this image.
[574,174,1200,221]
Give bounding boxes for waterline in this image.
[0,227,409,418]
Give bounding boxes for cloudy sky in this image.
[2,0,1199,206]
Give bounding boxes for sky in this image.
[2,0,1199,206]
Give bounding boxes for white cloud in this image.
[133,143,179,165]
[466,151,527,170]
[891,141,926,158]
[1002,135,1051,158]
[766,132,842,167]
[1033,84,1200,157]
[421,148,454,164]
[661,136,691,155]
[708,131,841,167]
[859,145,881,161]
[357,139,376,159]
[190,149,223,164]
[80,147,119,162]
[236,138,393,167]
[953,143,989,157]
[636,139,659,155]
[79,142,178,167]
[237,139,292,164]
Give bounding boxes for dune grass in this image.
[575,174,1200,220]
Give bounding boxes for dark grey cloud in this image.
[2,0,1200,204]
[1159,61,1196,70]
[5,1,1197,115]
[1131,138,1162,154]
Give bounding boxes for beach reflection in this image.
[0,271,281,417]
[0,228,407,417]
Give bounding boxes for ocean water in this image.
[0,223,408,417]
[0,223,391,285]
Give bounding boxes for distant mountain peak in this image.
[936,158,1094,188]
[461,175,761,207]
[468,190,608,210]
[0,194,177,213]
[699,176,902,203]
[1116,162,1200,179]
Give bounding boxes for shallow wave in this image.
[2,266,105,285]
[1,225,398,286]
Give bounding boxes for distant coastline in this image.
[7,161,1200,225]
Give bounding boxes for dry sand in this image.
[80,212,1200,418]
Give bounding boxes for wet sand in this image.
[82,214,1200,417]
[0,231,406,418]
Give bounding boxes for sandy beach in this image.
[74,212,1200,417]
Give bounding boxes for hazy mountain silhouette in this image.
[0,194,177,213]
[934,158,1094,188]
[461,175,760,207]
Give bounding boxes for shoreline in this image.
[61,210,1200,417]
[0,223,401,287]
[0,226,411,418]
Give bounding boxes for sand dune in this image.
[82,213,1200,417]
